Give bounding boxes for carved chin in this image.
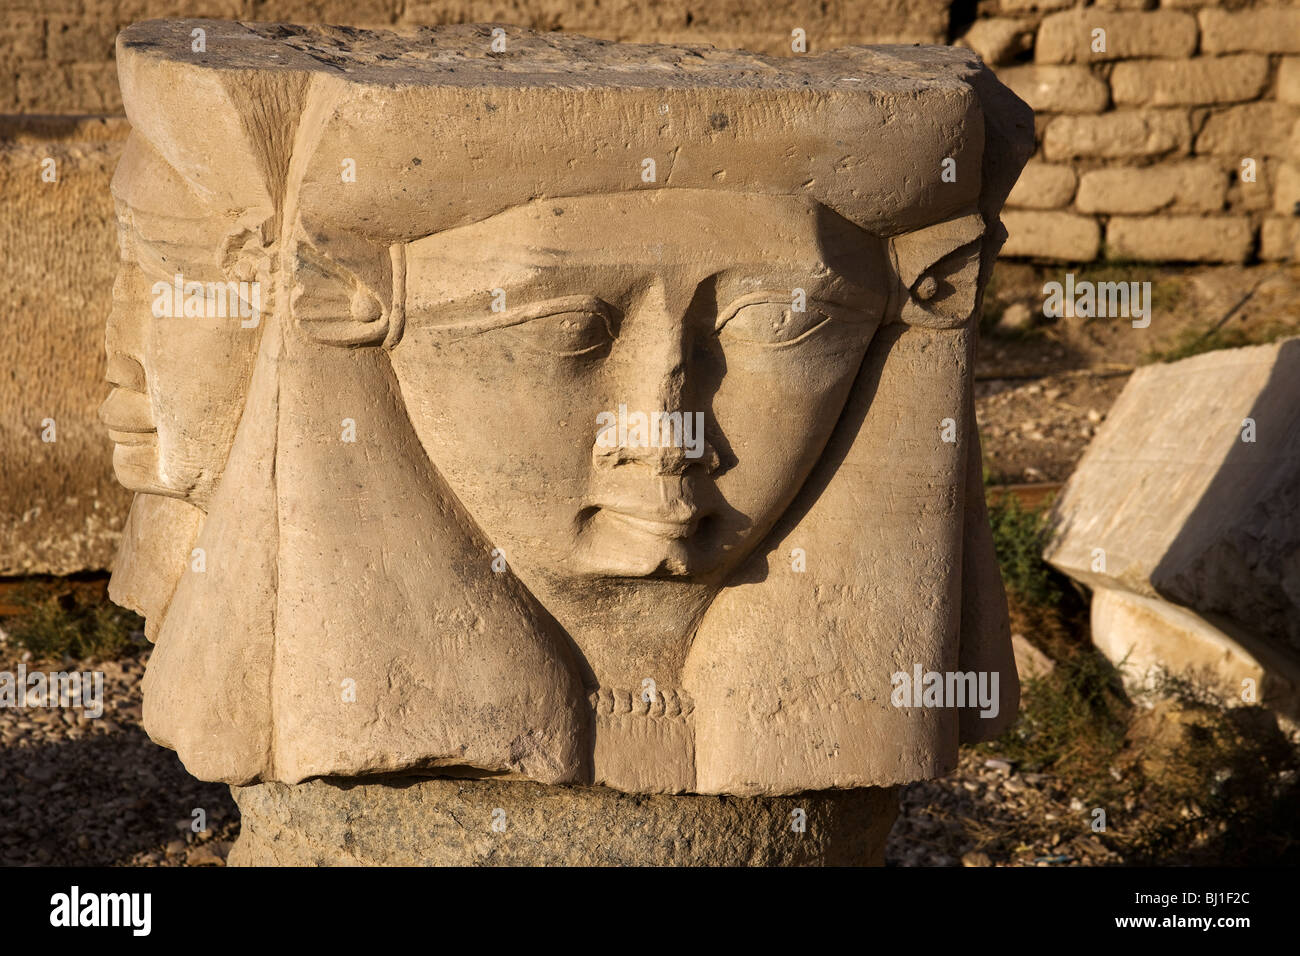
[570,511,700,578]
[111,441,165,495]
[111,444,211,507]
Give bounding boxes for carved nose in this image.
[105,265,148,376]
[105,352,147,392]
[628,280,688,400]
[621,441,687,475]
[595,436,720,477]
[591,281,721,475]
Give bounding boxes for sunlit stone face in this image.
[392,190,890,587]
[97,21,1032,796]
[99,143,263,510]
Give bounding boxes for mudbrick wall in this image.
[960,0,1300,264]
[0,0,1296,574]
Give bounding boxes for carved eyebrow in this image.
[712,289,872,333]
[711,266,883,311]
[411,293,612,338]
[125,229,220,281]
[403,255,625,319]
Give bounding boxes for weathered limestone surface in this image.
[1035,10,1198,64]
[1279,58,1300,106]
[1194,102,1299,159]
[1109,56,1269,107]
[105,18,1029,820]
[1075,162,1225,215]
[999,0,1074,12]
[1091,588,1300,721]
[1006,161,1078,209]
[1261,218,1300,260]
[1042,110,1191,160]
[1046,340,1300,699]
[997,64,1109,114]
[958,18,1035,67]
[1105,215,1253,262]
[229,777,900,866]
[1198,8,1300,55]
[1273,162,1300,216]
[2,0,951,113]
[1001,210,1101,259]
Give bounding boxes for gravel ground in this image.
[976,371,1129,484]
[0,634,1113,867]
[978,262,1300,377]
[0,645,239,867]
[887,749,1123,867]
[973,262,1300,486]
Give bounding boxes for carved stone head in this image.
[106,21,1032,794]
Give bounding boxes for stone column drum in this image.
[102,19,1033,865]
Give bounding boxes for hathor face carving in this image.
[99,143,265,510]
[105,21,1032,794]
[390,190,890,586]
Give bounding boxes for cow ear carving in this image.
[290,239,405,348]
[889,213,986,329]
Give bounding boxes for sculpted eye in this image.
[500,298,616,356]
[715,293,835,347]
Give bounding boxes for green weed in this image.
[1147,321,1296,364]
[3,585,145,662]
[986,493,1062,608]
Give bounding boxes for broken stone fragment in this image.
[1045,339,1300,714]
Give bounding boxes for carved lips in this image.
[98,386,156,447]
